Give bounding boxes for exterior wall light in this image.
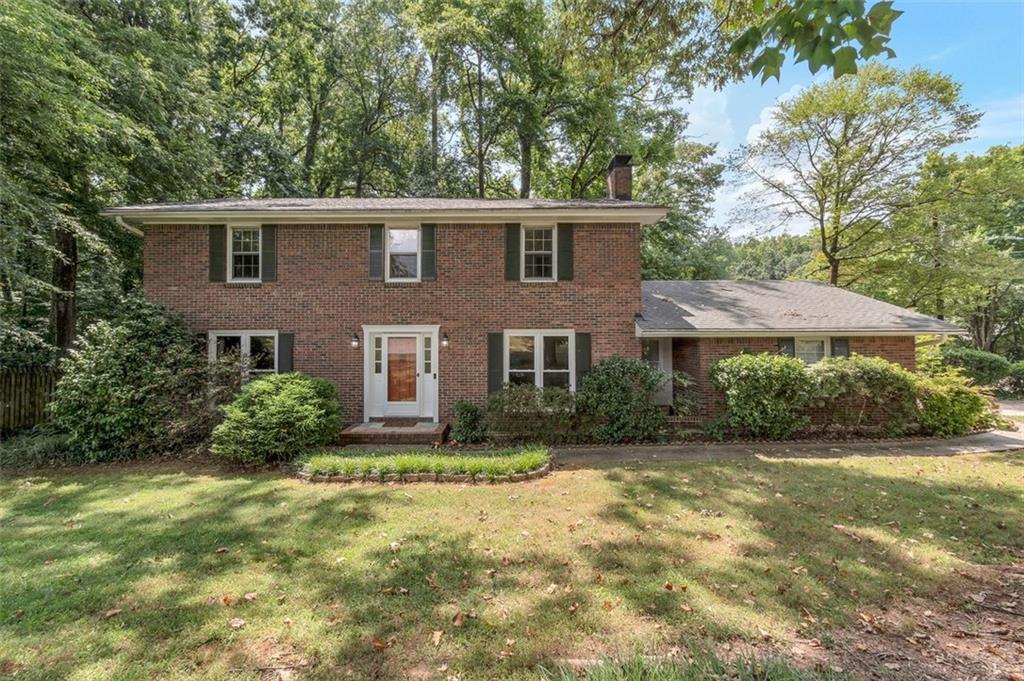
[441,332,449,348]
[351,332,360,348]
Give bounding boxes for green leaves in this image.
[732,0,904,82]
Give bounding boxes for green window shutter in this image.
[368,224,384,281]
[261,224,277,282]
[278,333,294,372]
[557,223,574,281]
[778,338,795,357]
[487,332,504,394]
[575,332,591,388]
[832,337,850,358]
[421,224,437,280]
[504,223,520,281]
[208,225,226,282]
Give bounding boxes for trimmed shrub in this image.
[913,370,995,436]
[211,372,342,464]
[997,361,1024,399]
[941,345,1011,386]
[48,297,241,461]
[299,447,550,479]
[710,353,817,439]
[483,384,578,444]
[576,356,667,443]
[451,400,486,443]
[809,355,918,433]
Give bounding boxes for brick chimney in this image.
[606,154,633,201]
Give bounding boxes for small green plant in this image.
[913,370,996,437]
[540,651,849,680]
[299,447,550,479]
[484,383,579,444]
[576,356,667,443]
[211,372,342,464]
[451,400,485,443]
[710,353,816,439]
[941,345,1011,386]
[0,431,78,468]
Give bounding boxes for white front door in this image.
[364,326,439,421]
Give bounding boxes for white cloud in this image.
[744,83,805,144]
[681,85,736,150]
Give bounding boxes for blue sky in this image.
[684,0,1024,237]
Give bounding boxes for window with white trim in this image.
[229,226,261,281]
[386,227,420,281]
[505,330,574,389]
[209,331,278,374]
[794,338,828,364]
[522,226,556,281]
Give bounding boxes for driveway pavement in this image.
[554,428,1024,467]
[1000,400,1024,417]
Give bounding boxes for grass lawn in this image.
[1,451,1021,680]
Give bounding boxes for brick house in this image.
[104,157,960,439]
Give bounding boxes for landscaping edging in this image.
[297,462,551,484]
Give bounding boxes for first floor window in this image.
[229,226,261,281]
[209,331,278,374]
[505,330,573,389]
[522,226,555,280]
[387,227,420,280]
[794,338,827,364]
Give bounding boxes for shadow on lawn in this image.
[587,456,1024,639]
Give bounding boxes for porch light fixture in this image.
[350,332,360,348]
[441,332,449,348]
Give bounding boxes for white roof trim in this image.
[102,207,669,226]
[635,324,965,338]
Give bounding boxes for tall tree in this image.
[733,64,979,285]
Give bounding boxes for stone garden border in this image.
[297,462,551,484]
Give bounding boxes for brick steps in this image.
[338,421,450,446]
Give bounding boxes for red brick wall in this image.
[143,222,642,423]
[671,335,917,422]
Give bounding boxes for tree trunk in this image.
[828,258,839,286]
[475,54,485,198]
[50,224,78,356]
[518,134,532,199]
[429,51,439,192]
[302,100,322,189]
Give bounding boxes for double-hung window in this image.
[209,331,278,375]
[794,338,827,364]
[505,330,574,389]
[386,227,420,281]
[521,226,556,281]
[229,226,261,282]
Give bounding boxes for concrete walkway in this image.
[554,428,1024,467]
[1000,400,1024,417]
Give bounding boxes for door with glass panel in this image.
[366,329,438,420]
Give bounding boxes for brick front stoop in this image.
[554,428,1024,468]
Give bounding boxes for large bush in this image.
[710,353,817,439]
[48,298,240,461]
[941,345,1011,386]
[913,370,995,436]
[576,356,666,443]
[809,355,918,433]
[483,384,579,444]
[997,361,1024,399]
[211,372,342,464]
[451,400,486,444]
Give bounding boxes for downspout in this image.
[115,215,143,237]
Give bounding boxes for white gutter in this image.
[114,215,143,236]
[635,323,966,338]
[101,207,669,226]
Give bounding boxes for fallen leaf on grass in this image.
[214,547,229,554]
[243,592,257,601]
[228,617,245,629]
[568,602,579,615]
[602,600,614,611]
[679,604,692,612]
[219,594,234,606]
[431,630,444,646]
[371,637,394,651]
[426,573,440,590]
[452,611,464,627]
[103,608,122,619]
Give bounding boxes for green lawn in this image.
[1,451,1021,680]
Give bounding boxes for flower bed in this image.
[296,446,551,483]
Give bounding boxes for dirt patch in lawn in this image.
[776,562,1024,680]
[193,636,314,680]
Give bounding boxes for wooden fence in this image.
[1,367,58,435]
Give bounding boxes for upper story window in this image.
[522,226,556,281]
[387,227,420,281]
[229,226,261,281]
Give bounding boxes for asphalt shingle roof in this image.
[639,280,962,334]
[104,197,662,213]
